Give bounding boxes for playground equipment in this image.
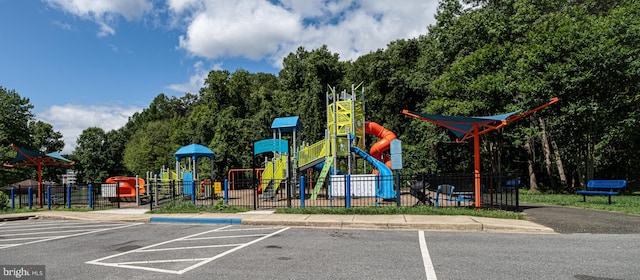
[173,143,215,197]
[227,168,263,190]
[148,144,216,199]
[101,176,145,202]
[254,116,301,200]
[297,85,397,200]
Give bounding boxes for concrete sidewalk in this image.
[0,210,554,233]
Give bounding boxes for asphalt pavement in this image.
[521,203,640,234]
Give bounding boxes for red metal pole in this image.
[38,163,43,206]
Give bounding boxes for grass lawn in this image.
[519,190,640,215]
[275,205,525,219]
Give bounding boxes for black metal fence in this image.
[217,171,519,211]
[3,172,519,212]
[5,183,131,210]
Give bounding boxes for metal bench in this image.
[431,184,475,208]
[576,180,626,204]
[409,181,432,206]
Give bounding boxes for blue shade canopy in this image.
[5,144,73,165]
[402,110,520,141]
[45,151,74,163]
[174,144,215,160]
[271,116,302,132]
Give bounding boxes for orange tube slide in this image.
[365,122,396,170]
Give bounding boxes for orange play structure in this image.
[105,176,145,198]
[365,121,397,171]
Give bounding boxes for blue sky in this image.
[0,0,437,153]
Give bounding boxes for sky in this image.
[0,0,438,154]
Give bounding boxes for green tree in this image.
[0,86,34,186]
[29,120,64,153]
[74,127,109,183]
[123,121,173,176]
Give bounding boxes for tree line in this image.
[2,0,639,193]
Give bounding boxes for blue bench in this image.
[431,184,480,208]
[576,180,626,204]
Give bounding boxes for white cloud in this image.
[172,0,438,67]
[44,0,154,36]
[167,61,222,93]
[37,104,142,154]
[52,20,74,31]
[177,1,302,61]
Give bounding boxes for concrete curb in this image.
[0,211,556,234]
[0,215,36,222]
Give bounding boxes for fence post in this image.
[300,176,305,209]
[171,180,175,200]
[224,179,229,205]
[89,184,93,209]
[375,176,379,208]
[345,174,351,209]
[515,175,520,211]
[47,185,51,210]
[191,181,196,204]
[28,187,32,209]
[154,175,158,207]
[116,182,121,209]
[11,187,15,211]
[287,177,292,208]
[149,182,154,212]
[66,185,71,209]
[396,172,401,207]
[136,175,140,206]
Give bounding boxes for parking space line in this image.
[216,227,281,232]
[87,225,235,265]
[0,236,56,242]
[419,231,438,280]
[139,243,241,252]
[0,223,142,250]
[117,258,209,265]
[0,228,103,237]
[0,221,94,229]
[177,227,289,275]
[0,223,126,232]
[87,226,290,275]
[186,233,268,240]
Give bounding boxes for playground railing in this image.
[298,139,329,168]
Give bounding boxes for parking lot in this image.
[1,219,639,279]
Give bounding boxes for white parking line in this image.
[177,227,289,275]
[87,226,290,275]
[0,223,125,232]
[186,233,268,241]
[419,231,438,280]
[139,244,241,252]
[0,223,142,250]
[0,228,103,237]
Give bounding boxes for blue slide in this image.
[350,146,395,199]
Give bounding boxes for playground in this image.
[2,85,556,212]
